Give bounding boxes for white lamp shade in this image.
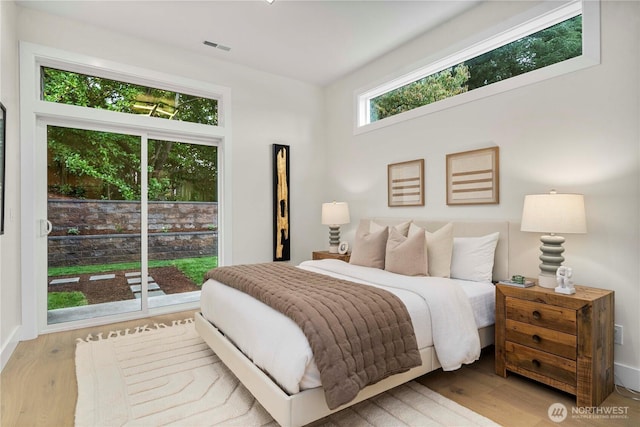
[521,192,587,234]
[321,202,350,225]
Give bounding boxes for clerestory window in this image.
[41,67,218,125]
[356,0,599,133]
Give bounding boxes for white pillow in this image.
[408,223,453,278]
[450,232,500,283]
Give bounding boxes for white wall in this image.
[16,6,328,266]
[3,0,639,392]
[17,7,327,268]
[0,4,328,358]
[325,0,640,387]
[0,0,22,370]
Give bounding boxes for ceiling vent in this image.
[203,40,231,52]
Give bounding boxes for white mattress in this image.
[200,259,495,395]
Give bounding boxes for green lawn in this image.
[48,256,218,286]
[48,291,88,310]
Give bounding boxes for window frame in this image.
[354,0,600,134]
[19,42,233,336]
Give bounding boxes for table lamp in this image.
[321,202,350,253]
[520,190,586,288]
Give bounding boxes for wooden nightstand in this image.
[495,284,614,407]
[312,251,350,262]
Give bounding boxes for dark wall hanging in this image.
[273,144,290,261]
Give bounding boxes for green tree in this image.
[42,68,218,125]
[48,127,217,202]
[44,69,218,202]
[369,15,582,123]
[148,140,217,202]
[466,16,582,89]
[43,68,140,113]
[48,127,141,200]
[371,64,470,121]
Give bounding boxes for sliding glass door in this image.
[20,44,230,336]
[45,125,218,325]
[145,138,218,310]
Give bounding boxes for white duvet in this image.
[200,259,493,395]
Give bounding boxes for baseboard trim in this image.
[615,362,640,393]
[1,325,21,372]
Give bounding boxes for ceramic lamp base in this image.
[538,274,557,288]
[328,226,340,253]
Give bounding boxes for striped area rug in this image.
[75,319,499,426]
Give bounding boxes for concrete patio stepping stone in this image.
[134,289,166,299]
[89,274,116,281]
[125,272,141,277]
[127,276,154,285]
[50,277,80,285]
[129,283,161,293]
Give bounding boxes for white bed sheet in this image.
[199,259,495,395]
[301,260,496,330]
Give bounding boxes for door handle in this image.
[40,219,53,236]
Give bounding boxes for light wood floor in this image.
[2,310,638,426]
[416,350,638,427]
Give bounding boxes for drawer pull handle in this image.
[532,359,541,368]
[532,310,541,320]
[532,334,541,343]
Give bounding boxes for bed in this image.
[195,219,510,427]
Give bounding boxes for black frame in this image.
[272,144,290,261]
[0,102,6,235]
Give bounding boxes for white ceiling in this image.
[18,0,481,86]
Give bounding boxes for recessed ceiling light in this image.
[265,0,275,4]
[203,40,231,52]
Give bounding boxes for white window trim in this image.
[354,0,600,135]
[19,42,233,337]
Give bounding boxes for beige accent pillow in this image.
[349,227,389,269]
[369,220,412,237]
[385,227,427,276]
[408,223,454,277]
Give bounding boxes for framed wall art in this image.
[273,144,290,261]
[0,102,5,235]
[387,159,424,207]
[446,146,499,205]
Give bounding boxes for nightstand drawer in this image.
[505,319,577,360]
[505,297,576,335]
[312,251,350,262]
[505,341,577,387]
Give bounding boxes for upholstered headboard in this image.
[358,218,510,281]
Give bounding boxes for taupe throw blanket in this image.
[205,263,421,409]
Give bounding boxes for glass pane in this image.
[370,15,582,122]
[146,139,218,309]
[47,125,142,324]
[465,15,582,90]
[41,67,218,126]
